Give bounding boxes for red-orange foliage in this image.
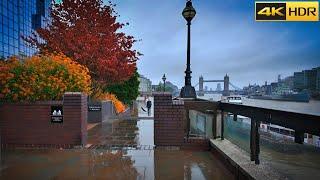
[98,93,126,114]
[91,88,126,113]
[25,0,141,85]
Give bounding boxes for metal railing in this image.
[184,99,320,164]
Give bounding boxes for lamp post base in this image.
[180,85,196,98]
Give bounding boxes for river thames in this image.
[198,94,320,116]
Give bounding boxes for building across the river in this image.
[294,67,320,92]
[316,67,320,92]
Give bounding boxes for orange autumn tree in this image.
[25,0,140,85]
[0,54,91,102]
[92,89,126,113]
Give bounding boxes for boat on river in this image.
[249,91,310,103]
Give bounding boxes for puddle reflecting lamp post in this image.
[162,74,166,92]
[180,0,196,98]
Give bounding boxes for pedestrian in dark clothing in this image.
[146,99,152,116]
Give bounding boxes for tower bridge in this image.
[195,75,242,96]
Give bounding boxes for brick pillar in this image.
[63,92,88,146]
[154,93,185,146]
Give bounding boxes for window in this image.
[3,35,8,44]
[3,17,8,26]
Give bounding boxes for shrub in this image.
[0,54,91,102]
[93,91,126,113]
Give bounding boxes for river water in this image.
[198,94,320,180]
[198,94,320,116]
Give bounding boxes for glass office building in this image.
[0,0,51,58]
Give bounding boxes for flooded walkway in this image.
[0,107,234,179]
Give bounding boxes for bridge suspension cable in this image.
[229,82,242,91]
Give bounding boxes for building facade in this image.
[304,69,317,91]
[293,72,305,91]
[216,83,222,92]
[316,67,320,92]
[138,75,152,93]
[0,0,50,58]
[293,67,319,92]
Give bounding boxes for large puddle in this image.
[0,119,234,179]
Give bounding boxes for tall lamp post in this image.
[180,0,196,98]
[162,74,166,92]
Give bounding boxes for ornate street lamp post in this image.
[162,74,166,92]
[180,0,196,98]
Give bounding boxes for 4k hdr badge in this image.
[255,1,319,21]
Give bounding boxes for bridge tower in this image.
[198,76,204,96]
[223,74,230,96]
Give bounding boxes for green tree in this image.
[155,82,174,93]
[105,70,140,105]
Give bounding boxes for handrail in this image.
[219,102,320,136]
[183,99,320,164]
[184,99,320,136]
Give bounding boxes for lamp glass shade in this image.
[162,74,166,81]
[182,2,196,21]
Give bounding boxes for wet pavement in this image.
[87,119,142,147]
[0,117,234,179]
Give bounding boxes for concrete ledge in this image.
[210,139,287,180]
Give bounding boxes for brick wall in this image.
[154,93,211,150]
[154,93,185,146]
[0,92,87,148]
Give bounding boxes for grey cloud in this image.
[112,0,320,89]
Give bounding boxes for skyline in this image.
[112,0,320,89]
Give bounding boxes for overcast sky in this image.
[110,0,320,89]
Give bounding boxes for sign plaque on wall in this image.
[51,106,63,123]
[88,105,102,111]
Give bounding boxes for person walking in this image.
[145,96,148,105]
[146,98,152,116]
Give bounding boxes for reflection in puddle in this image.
[88,120,139,146]
[154,150,233,180]
[0,149,138,179]
[0,149,233,180]
[0,119,234,179]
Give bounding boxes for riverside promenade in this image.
[0,99,234,180]
[1,94,318,179]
